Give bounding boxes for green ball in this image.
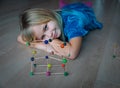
[112,55,116,58]
[26,41,30,46]
[64,72,69,76]
[34,64,37,67]
[29,72,34,76]
[62,58,67,63]
[49,39,52,42]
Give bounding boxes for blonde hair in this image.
[19,8,63,42]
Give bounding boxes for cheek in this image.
[34,30,41,39]
[49,26,55,31]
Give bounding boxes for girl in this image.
[17,3,103,60]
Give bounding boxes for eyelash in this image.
[41,24,48,40]
[44,24,48,31]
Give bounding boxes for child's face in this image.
[31,20,61,41]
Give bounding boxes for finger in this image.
[53,51,62,57]
[49,51,54,55]
[33,40,43,42]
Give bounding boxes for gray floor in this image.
[0,0,120,88]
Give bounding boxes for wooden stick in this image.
[34,72,46,75]
[51,73,64,75]
[31,62,34,72]
[49,56,62,61]
[46,58,49,71]
[35,56,45,59]
[37,65,47,66]
[34,72,64,75]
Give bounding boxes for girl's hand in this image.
[29,42,60,55]
[49,39,69,57]
[49,37,82,60]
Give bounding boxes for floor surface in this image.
[0,0,120,88]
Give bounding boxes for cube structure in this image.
[28,39,69,77]
[30,52,69,76]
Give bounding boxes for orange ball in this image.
[60,44,64,48]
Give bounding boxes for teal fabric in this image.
[60,2,103,41]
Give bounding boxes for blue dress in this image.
[58,3,103,41]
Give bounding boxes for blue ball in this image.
[44,40,49,44]
[31,57,34,61]
[45,56,49,59]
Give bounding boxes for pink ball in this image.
[46,71,51,76]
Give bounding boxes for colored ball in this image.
[32,50,37,54]
[34,64,37,67]
[46,71,51,76]
[31,57,34,61]
[61,64,65,67]
[29,72,34,76]
[26,41,30,46]
[45,56,49,59]
[44,40,49,44]
[49,39,52,42]
[112,55,116,58]
[47,64,52,68]
[64,72,69,76]
[60,43,64,48]
[62,58,67,63]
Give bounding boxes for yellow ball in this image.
[32,50,37,54]
[47,64,52,68]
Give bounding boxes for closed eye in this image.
[43,24,48,31]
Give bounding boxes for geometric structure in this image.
[29,52,69,76]
[26,39,69,76]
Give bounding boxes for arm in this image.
[30,42,59,54]
[17,34,82,59]
[49,37,82,60]
[17,34,26,45]
[17,34,58,54]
